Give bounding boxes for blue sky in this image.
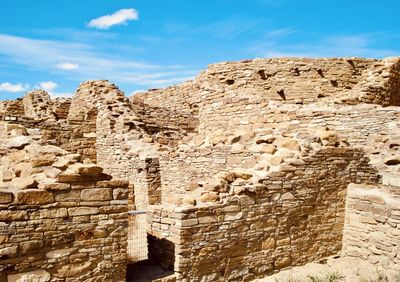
[0,0,399,100]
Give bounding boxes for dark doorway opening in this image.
[126,234,175,282]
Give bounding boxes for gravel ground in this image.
[254,256,400,282]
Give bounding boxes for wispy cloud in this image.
[0,34,198,90]
[56,62,78,70]
[249,32,400,58]
[0,82,28,93]
[265,27,296,38]
[164,17,269,40]
[88,9,139,30]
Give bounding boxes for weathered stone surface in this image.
[0,246,18,257]
[7,136,30,149]
[68,207,99,216]
[8,270,51,282]
[0,191,14,204]
[46,248,76,259]
[16,189,54,205]
[9,177,38,190]
[31,153,56,167]
[81,188,112,201]
[70,163,103,175]
[0,210,28,221]
[1,57,400,282]
[56,261,92,278]
[20,240,44,254]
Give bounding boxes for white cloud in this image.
[88,9,139,30]
[0,82,28,93]
[56,62,78,70]
[39,81,58,92]
[0,34,198,89]
[36,81,72,98]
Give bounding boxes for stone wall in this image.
[0,99,25,119]
[196,57,400,108]
[0,122,129,281]
[0,178,128,282]
[130,81,200,147]
[342,183,400,271]
[158,102,400,206]
[1,56,399,281]
[146,147,379,281]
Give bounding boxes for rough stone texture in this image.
[0,123,128,281]
[342,183,400,270]
[0,56,399,282]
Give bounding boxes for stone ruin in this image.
[0,57,399,281]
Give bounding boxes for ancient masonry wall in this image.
[0,56,399,282]
[141,57,400,281]
[155,57,400,206]
[159,103,400,206]
[148,147,379,281]
[0,121,129,281]
[342,183,400,270]
[130,82,201,147]
[0,179,128,281]
[196,57,399,108]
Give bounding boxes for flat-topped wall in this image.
[0,178,129,281]
[158,101,400,205]
[147,147,379,281]
[343,183,400,271]
[198,57,400,107]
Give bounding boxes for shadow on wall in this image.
[126,235,175,282]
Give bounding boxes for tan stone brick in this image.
[15,190,54,205]
[81,188,112,201]
[68,207,99,216]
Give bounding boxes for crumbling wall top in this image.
[67,80,126,122]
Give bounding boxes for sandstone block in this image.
[81,188,112,201]
[225,211,243,221]
[256,135,276,144]
[46,247,76,259]
[16,190,54,205]
[20,240,44,254]
[278,138,300,151]
[8,270,50,282]
[113,188,128,200]
[31,208,68,219]
[32,154,56,167]
[52,158,73,170]
[68,207,99,216]
[262,238,276,250]
[6,136,30,149]
[274,256,291,268]
[9,177,38,190]
[0,210,28,221]
[97,179,129,188]
[56,261,92,278]
[0,245,18,257]
[182,197,196,206]
[198,192,219,203]
[232,169,253,180]
[0,191,14,204]
[70,163,103,175]
[41,182,70,191]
